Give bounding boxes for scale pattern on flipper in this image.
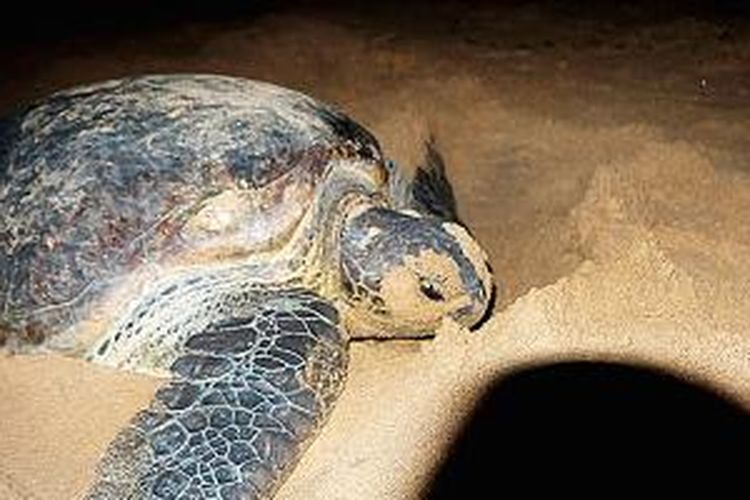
[411,139,460,222]
[87,289,348,500]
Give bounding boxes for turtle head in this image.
[339,207,494,335]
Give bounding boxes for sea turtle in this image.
[0,74,494,499]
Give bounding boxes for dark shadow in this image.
[4,0,749,45]
[426,362,750,498]
[0,1,273,44]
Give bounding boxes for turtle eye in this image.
[419,279,445,302]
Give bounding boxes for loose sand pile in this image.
[1,2,749,498]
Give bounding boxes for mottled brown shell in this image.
[0,74,384,343]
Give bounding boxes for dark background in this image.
[2,1,749,43]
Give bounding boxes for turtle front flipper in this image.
[86,288,348,500]
[387,138,461,223]
[410,138,460,222]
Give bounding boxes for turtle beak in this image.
[437,221,495,330]
[468,274,497,331]
[451,260,496,331]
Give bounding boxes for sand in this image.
[1,2,749,498]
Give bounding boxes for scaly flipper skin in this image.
[87,288,348,500]
[386,138,460,223]
[411,139,460,222]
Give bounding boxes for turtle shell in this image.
[0,74,384,344]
